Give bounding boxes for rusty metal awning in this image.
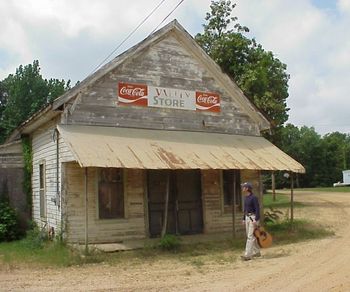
[57,125,305,173]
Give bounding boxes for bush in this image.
[264,207,284,224]
[159,234,181,251]
[0,200,21,242]
[24,222,49,249]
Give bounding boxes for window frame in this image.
[39,161,46,218]
[221,169,242,214]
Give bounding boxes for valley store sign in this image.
[118,82,221,113]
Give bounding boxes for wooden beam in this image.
[161,171,170,238]
[290,172,294,224]
[258,170,264,224]
[232,171,236,238]
[84,167,89,254]
[272,171,276,201]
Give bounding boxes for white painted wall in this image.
[31,119,74,234]
[343,170,350,184]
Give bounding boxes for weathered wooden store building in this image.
[2,20,304,244]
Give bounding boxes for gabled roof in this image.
[52,19,270,130]
[6,19,270,144]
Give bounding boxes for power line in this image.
[89,0,168,76]
[149,0,186,35]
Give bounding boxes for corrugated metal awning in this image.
[57,125,305,173]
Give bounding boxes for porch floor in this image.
[81,232,244,252]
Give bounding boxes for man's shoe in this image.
[252,252,261,258]
[240,255,252,261]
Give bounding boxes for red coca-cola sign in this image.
[195,91,220,112]
[118,82,148,106]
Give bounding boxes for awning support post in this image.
[161,171,170,238]
[290,171,294,225]
[232,172,236,238]
[272,171,276,201]
[258,170,264,224]
[84,167,89,254]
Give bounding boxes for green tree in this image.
[0,60,70,143]
[292,126,324,187]
[278,125,350,187]
[196,1,290,142]
[322,132,350,184]
[0,81,7,139]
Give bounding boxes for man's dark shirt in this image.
[243,193,260,221]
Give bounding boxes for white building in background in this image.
[334,170,350,187]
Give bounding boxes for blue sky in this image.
[0,0,349,135]
[312,0,337,10]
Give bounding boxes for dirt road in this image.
[1,191,349,291]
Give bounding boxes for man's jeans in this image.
[244,214,260,257]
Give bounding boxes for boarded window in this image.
[39,163,46,218]
[98,168,124,219]
[223,170,241,208]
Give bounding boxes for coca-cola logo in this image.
[195,91,220,112]
[120,86,146,97]
[196,94,218,104]
[118,82,148,106]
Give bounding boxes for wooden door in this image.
[148,169,203,237]
[175,170,203,234]
[148,170,175,237]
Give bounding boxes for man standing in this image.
[241,182,261,261]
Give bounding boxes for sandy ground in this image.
[1,190,350,291]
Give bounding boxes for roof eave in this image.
[5,104,61,143]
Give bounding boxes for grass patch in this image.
[0,236,108,267]
[266,219,334,245]
[263,193,305,209]
[0,221,333,268]
[295,187,350,193]
[0,238,74,267]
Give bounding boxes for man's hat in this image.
[241,182,253,190]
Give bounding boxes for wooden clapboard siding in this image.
[32,121,61,229]
[0,141,29,226]
[68,34,259,136]
[65,163,146,243]
[0,141,24,168]
[201,170,244,234]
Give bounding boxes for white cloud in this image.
[338,0,350,13]
[0,0,211,80]
[233,0,350,134]
[0,0,349,134]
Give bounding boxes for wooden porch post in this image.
[290,171,294,225]
[84,167,89,254]
[272,171,276,201]
[161,171,170,238]
[258,170,264,224]
[232,172,236,238]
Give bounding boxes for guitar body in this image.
[254,226,273,248]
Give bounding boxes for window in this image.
[98,168,124,219]
[39,162,46,218]
[223,170,241,208]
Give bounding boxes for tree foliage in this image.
[195,1,290,141]
[0,60,70,143]
[278,124,350,187]
[196,1,350,188]
[0,197,22,242]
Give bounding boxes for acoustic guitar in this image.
[254,226,273,248]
